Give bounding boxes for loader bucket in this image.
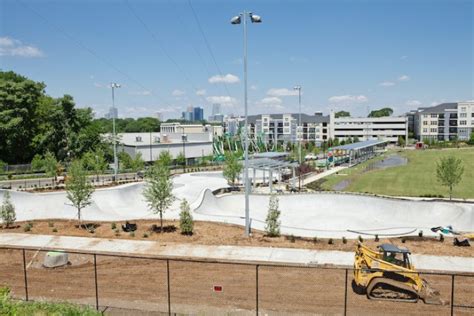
[420,279,445,305]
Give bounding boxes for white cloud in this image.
[267,88,299,97]
[172,89,186,96]
[328,95,368,104]
[250,85,258,91]
[0,36,44,57]
[129,90,152,96]
[379,81,395,87]
[206,96,238,107]
[406,100,421,107]
[208,74,240,84]
[196,89,206,96]
[398,75,410,81]
[256,97,284,109]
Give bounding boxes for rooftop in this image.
[418,103,457,114]
[378,244,410,254]
[331,139,388,151]
[247,113,330,124]
[252,152,289,159]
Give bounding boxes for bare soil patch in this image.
[2,219,473,258]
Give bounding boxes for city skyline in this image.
[1,0,472,119]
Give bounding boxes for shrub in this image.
[48,221,54,228]
[1,192,16,228]
[143,232,149,238]
[179,199,194,235]
[23,224,32,232]
[129,231,135,237]
[342,237,347,244]
[358,235,364,243]
[418,230,423,238]
[111,222,116,230]
[401,238,406,243]
[312,236,318,244]
[114,228,120,236]
[374,234,379,242]
[52,228,58,233]
[439,234,444,242]
[328,238,334,245]
[288,235,296,243]
[265,195,281,237]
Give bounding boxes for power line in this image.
[187,0,234,100]
[17,0,174,109]
[125,0,209,106]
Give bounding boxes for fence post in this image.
[22,249,29,301]
[344,269,348,316]
[256,264,259,316]
[93,254,99,310]
[167,259,171,316]
[450,274,455,316]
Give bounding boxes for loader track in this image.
[366,277,419,303]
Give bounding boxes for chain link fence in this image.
[0,247,472,315]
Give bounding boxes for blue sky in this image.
[1,0,472,119]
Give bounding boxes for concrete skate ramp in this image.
[1,172,228,222]
[195,190,474,238]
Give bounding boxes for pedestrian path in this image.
[0,233,472,273]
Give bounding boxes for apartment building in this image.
[412,102,473,141]
[329,111,408,143]
[246,113,330,144]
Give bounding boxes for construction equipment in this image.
[353,243,443,304]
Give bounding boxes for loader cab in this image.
[378,244,411,268]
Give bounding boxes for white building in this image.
[457,101,474,141]
[329,111,408,143]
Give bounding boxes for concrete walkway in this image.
[0,233,472,274]
[300,166,347,185]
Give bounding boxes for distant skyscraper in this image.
[193,107,204,121]
[212,103,221,116]
[105,107,118,119]
[155,111,163,121]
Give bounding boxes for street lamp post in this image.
[111,83,121,181]
[294,85,302,191]
[231,11,262,237]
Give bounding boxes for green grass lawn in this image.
[319,148,474,199]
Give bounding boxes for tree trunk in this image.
[449,185,452,201]
[78,207,82,228]
[160,211,163,233]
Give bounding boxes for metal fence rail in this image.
[0,247,472,315]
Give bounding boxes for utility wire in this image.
[125,0,209,105]
[187,0,233,100]
[16,0,174,108]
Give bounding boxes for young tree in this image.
[179,198,194,235]
[436,156,464,200]
[66,160,95,226]
[398,136,406,147]
[265,194,281,237]
[156,150,173,168]
[143,164,175,232]
[468,131,474,145]
[176,152,186,171]
[1,191,16,228]
[223,153,243,186]
[131,152,145,172]
[82,148,108,180]
[30,154,44,171]
[44,151,59,178]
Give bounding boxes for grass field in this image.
[319,148,474,199]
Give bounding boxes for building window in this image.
[430,121,437,125]
[423,114,428,118]
[459,120,467,125]
[431,113,437,118]
[460,107,467,112]
[136,136,142,142]
[423,128,428,133]
[430,128,437,133]
[460,113,467,118]
[423,121,428,125]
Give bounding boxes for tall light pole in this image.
[111,83,121,181]
[231,11,262,237]
[294,85,302,191]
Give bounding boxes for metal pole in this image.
[149,131,152,162]
[256,264,259,315]
[344,269,348,316]
[111,85,118,181]
[243,10,250,237]
[94,254,99,310]
[297,86,302,191]
[22,249,28,301]
[450,274,455,316]
[167,259,171,315]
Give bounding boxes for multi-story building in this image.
[329,111,408,143]
[104,107,118,119]
[412,102,473,141]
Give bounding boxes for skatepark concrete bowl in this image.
[1,171,473,239]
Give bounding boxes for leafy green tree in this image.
[0,160,6,173]
[66,160,95,226]
[156,151,173,168]
[335,111,350,118]
[265,194,281,237]
[176,152,186,170]
[118,151,133,171]
[1,191,16,228]
[143,164,175,232]
[0,71,45,163]
[353,136,360,143]
[436,156,464,200]
[223,153,243,185]
[468,131,474,145]
[30,154,44,171]
[179,199,194,235]
[131,152,145,172]
[368,107,393,118]
[43,151,61,181]
[398,136,406,147]
[82,148,108,180]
